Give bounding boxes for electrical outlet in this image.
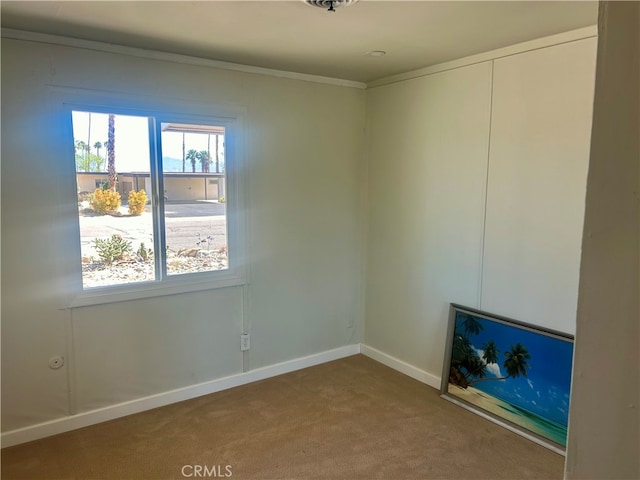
[49,356,64,370]
[240,333,250,351]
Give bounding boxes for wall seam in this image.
[478,60,495,310]
[65,310,78,415]
[241,285,250,372]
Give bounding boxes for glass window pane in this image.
[160,123,228,276]
[73,111,156,288]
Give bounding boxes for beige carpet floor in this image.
[1,355,564,480]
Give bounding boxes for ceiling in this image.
[1,1,598,83]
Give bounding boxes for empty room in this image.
[1,1,637,479]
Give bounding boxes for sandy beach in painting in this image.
[448,385,567,446]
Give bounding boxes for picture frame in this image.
[441,304,574,455]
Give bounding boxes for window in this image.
[69,105,244,303]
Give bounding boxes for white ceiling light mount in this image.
[304,0,358,13]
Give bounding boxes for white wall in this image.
[76,173,108,193]
[1,39,365,432]
[163,177,206,201]
[365,62,492,372]
[566,2,640,478]
[364,36,596,379]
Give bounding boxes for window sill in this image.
[67,270,247,308]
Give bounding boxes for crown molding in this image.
[1,28,367,90]
[1,25,597,91]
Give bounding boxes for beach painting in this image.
[441,304,574,453]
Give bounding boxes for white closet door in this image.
[481,37,597,334]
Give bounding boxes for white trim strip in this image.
[1,26,596,91]
[367,26,598,88]
[0,344,360,448]
[478,60,495,311]
[0,28,367,90]
[360,344,441,389]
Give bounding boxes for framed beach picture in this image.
[441,304,574,455]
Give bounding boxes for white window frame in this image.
[51,87,248,307]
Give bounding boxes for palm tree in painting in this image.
[450,333,487,388]
[450,334,472,387]
[460,313,484,336]
[481,340,499,365]
[461,350,486,380]
[448,311,531,389]
[107,114,117,190]
[452,334,473,364]
[186,149,198,173]
[503,343,531,378]
[467,343,530,386]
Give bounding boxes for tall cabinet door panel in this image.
[481,37,597,334]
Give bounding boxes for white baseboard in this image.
[360,344,441,389]
[1,344,360,448]
[2,344,441,447]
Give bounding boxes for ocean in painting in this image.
[449,385,568,446]
[447,308,573,447]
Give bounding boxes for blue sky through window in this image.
[72,112,224,172]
